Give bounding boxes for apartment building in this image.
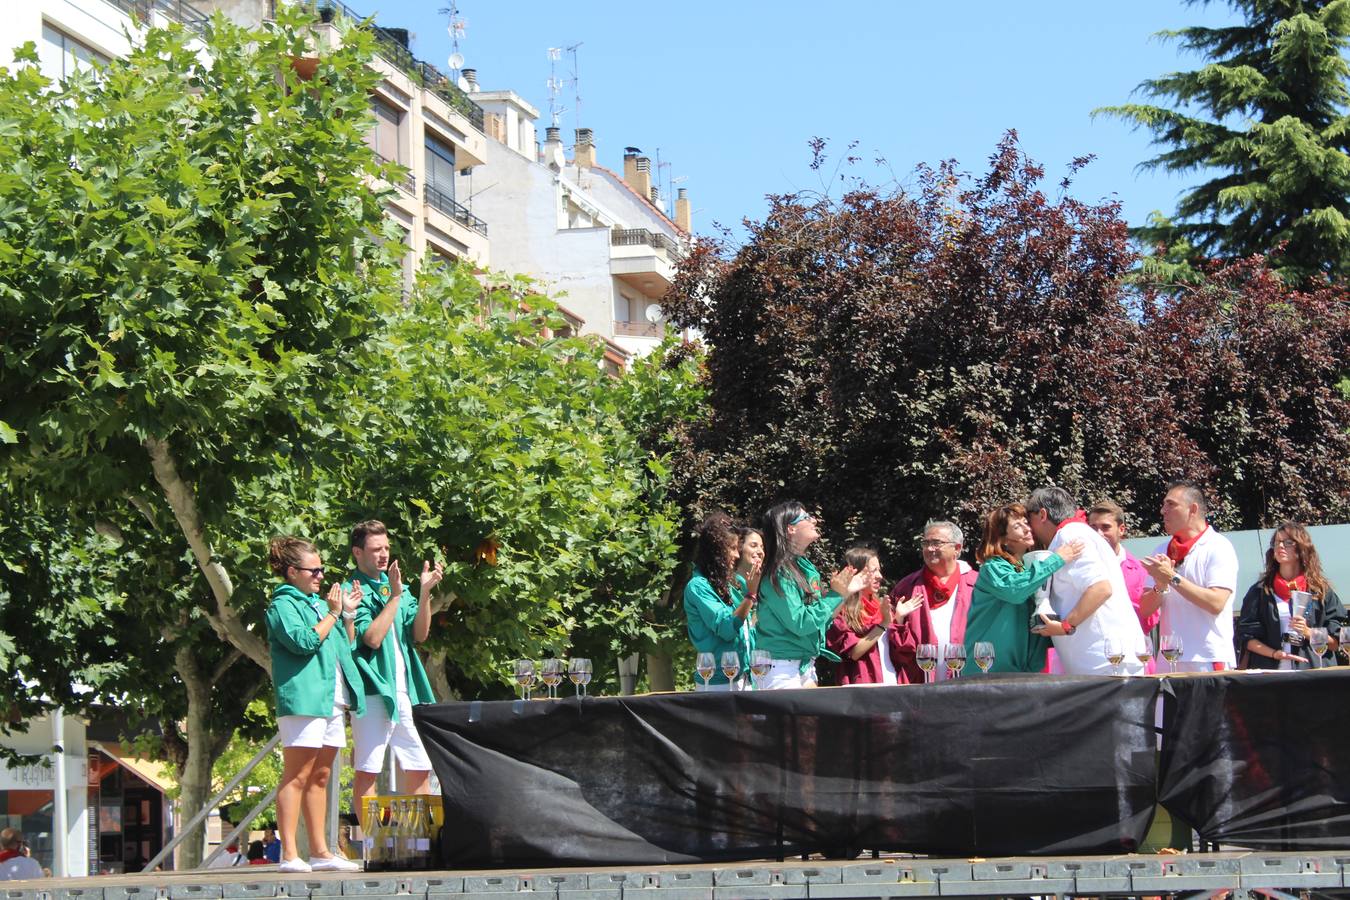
[6,0,692,366]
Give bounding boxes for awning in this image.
[90,742,175,794]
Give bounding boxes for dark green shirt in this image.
[963,555,1064,674]
[756,557,843,662]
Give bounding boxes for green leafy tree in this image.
[1099,0,1350,281]
[0,7,395,863]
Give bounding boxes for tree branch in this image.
[144,436,271,675]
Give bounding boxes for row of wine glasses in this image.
[696,650,775,689]
[914,642,997,681]
[513,658,592,700]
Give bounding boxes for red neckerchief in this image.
[1272,573,1306,602]
[923,566,960,609]
[1167,523,1209,565]
[857,590,883,629]
[1056,510,1088,532]
[0,850,20,863]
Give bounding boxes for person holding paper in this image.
[1236,522,1346,668]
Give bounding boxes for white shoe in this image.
[308,854,360,873]
[277,857,312,873]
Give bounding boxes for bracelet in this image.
[341,611,356,621]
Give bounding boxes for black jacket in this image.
[1235,582,1346,669]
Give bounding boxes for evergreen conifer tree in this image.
[1099,1,1350,281]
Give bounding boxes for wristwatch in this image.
[1170,574,1182,587]
[1061,621,1076,636]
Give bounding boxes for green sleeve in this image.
[266,597,322,655]
[685,577,743,642]
[768,577,837,637]
[352,583,377,645]
[977,555,1064,604]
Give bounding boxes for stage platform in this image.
[6,852,1350,900]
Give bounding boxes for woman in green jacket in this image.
[265,536,363,874]
[755,500,865,688]
[963,504,1082,673]
[684,512,756,690]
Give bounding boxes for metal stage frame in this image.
[6,852,1350,900]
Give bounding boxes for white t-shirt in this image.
[1151,526,1238,665]
[878,633,898,683]
[389,621,408,696]
[0,854,44,880]
[930,591,957,679]
[1047,522,1146,675]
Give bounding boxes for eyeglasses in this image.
[1274,539,1299,550]
[920,539,956,549]
[290,565,324,576]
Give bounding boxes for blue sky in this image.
[360,0,1240,243]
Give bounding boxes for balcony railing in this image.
[611,227,683,256]
[373,152,416,195]
[614,320,663,339]
[104,0,210,33]
[315,1,485,132]
[425,183,488,237]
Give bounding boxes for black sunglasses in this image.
[290,565,324,576]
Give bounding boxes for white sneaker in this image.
[308,854,360,873]
[277,857,312,873]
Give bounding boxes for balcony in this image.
[613,320,663,339]
[610,227,683,294]
[373,153,416,196]
[315,1,486,132]
[104,0,210,32]
[425,183,487,237]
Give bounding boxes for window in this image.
[367,96,405,164]
[40,24,103,86]
[424,135,456,199]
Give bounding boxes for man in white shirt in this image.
[0,829,44,881]
[1025,487,1146,675]
[1139,480,1238,671]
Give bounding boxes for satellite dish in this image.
[448,51,464,70]
[644,303,664,324]
[457,76,471,91]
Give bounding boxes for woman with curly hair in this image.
[683,512,756,690]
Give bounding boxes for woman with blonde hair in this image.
[962,503,1082,673]
[1237,522,1346,668]
[826,546,922,684]
[265,536,363,872]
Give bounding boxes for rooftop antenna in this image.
[566,42,583,139]
[546,47,568,128]
[654,148,672,214]
[439,1,467,87]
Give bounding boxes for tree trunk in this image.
[423,648,458,702]
[145,436,271,674]
[174,646,215,870]
[645,652,674,693]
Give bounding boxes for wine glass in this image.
[1309,627,1329,663]
[720,650,741,685]
[1160,633,1183,673]
[1338,626,1350,664]
[944,643,966,679]
[513,659,536,701]
[973,641,994,674]
[695,651,716,689]
[540,658,563,699]
[1104,637,1125,676]
[1136,635,1154,670]
[916,643,938,684]
[749,649,772,689]
[568,657,593,698]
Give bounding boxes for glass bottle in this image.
[363,798,383,871]
[411,797,432,870]
[390,799,409,871]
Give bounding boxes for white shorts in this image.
[760,658,818,690]
[352,693,431,773]
[278,707,346,749]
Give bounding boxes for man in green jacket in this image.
[347,520,445,815]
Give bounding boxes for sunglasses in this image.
[290,565,324,576]
[788,512,816,526]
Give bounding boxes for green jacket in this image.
[349,570,436,715]
[755,557,843,663]
[963,554,1064,674]
[266,583,364,718]
[684,570,755,683]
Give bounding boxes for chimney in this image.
[543,126,564,170]
[574,128,595,169]
[650,185,661,206]
[675,187,691,232]
[461,68,479,92]
[623,152,651,201]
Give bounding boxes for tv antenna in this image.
[439,2,467,84]
[546,43,584,134]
